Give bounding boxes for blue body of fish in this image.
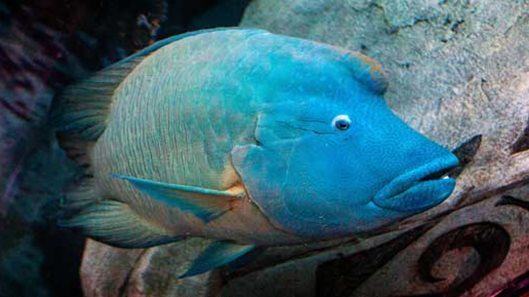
[53,28,459,277]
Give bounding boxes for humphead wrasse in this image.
[53,28,459,277]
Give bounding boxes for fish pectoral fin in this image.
[114,174,243,222]
[180,241,256,278]
[59,200,181,248]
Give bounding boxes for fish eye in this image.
[332,115,351,131]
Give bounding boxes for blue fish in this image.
[53,28,459,277]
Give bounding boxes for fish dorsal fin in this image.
[53,53,146,140]
[343,51,388,95]
[115,175,244,222]
[53,27,258,141]
[180,241,256,278]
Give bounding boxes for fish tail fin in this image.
[59,193,181,248]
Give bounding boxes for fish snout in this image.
[372,153,459,213]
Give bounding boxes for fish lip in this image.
[372,155,459,211]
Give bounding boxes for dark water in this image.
[0,1,250,296]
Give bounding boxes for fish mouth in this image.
[372,155,459,213]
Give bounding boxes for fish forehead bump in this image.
[241,31,388,96]
[342,51,388,95]
[147,28,387,99]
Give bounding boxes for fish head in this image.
[231,35,459,239]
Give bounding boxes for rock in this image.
[81,239,222,297]
[80,240,144,297]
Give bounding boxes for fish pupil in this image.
[335,120,350,130]
[332,115,351,131]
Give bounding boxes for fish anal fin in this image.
[59,200,180,248]
[115,175,243,222]
[180,241,256,278]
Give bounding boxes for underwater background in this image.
[2,0,529,297]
